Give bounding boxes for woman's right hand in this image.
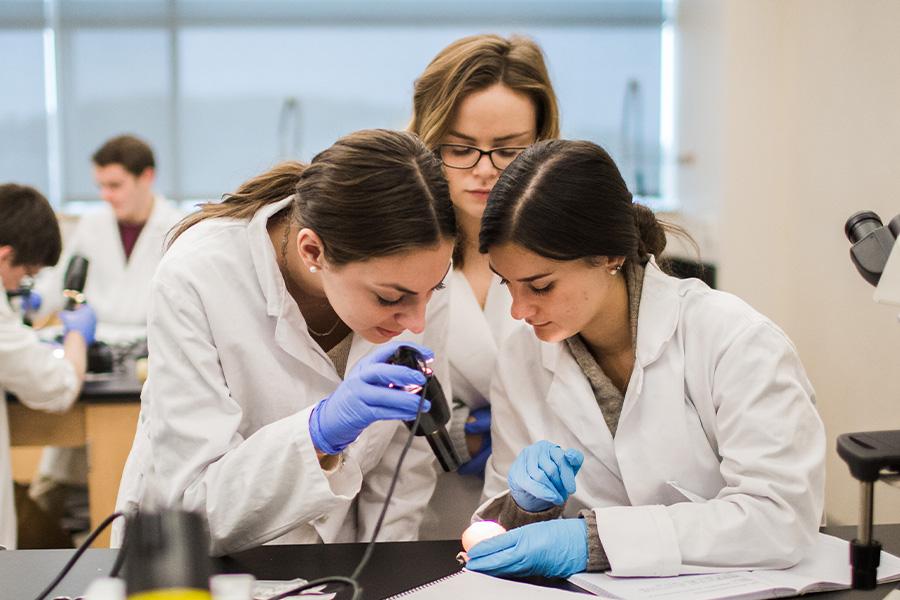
[508,440,585,512]
[308,341,434,455]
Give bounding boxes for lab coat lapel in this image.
[541,341,623,481]
[619,257,681,426]
[446,271,498,399]
[247,198,329,373]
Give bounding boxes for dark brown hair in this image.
[170,129,456,264]
[92,134,156,177]
[0,183,62,267]
[479,139,684,266]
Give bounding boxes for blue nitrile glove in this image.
[466,518,589,578]
[458,406,492,476]
[22,290,42,312]
[59,303,97,346]
[509,440,584,512]
[309,341,434,455]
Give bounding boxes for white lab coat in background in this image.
[38,195,184,326]
[113,198,447,555]
[0,294,79,549]
[479,258,825,576]
[419,270,515,539]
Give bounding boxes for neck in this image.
[121,194,155,226]
[457,210,489,269]
[579,273,632,358]
[267,217,331,313]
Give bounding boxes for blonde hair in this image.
[409,34,560,149]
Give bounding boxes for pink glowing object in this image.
[461,520,507,552]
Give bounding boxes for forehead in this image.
[93,163,135,184]
[447,84,537,143]
[489,242,557,274]
[337,242,453,289]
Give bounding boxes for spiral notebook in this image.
[387,569,589,599]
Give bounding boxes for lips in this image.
[526,320,550,327]
[376,326,403,338]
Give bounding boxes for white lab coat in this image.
[38,195,184,326]
[0,294,79,549]
[479,258,825,576]
[113,198,446,555]
[420,270,515,539]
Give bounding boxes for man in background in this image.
[31,135,183,542]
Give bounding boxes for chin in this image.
[530,325,572,343]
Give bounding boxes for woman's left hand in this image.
[465,518,589,579]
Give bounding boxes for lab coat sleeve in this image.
[594,322,825,576]
[0,302,78,411]
[147,278,363,555]
[355,422,437,541]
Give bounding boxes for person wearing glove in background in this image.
[468,140,825,578]
[114,130,456,555]
[0,183,94,550]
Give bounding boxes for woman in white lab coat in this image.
[409,34,560,539]
[114,130,456,555]
[465,140,826,578]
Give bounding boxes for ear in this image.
[295,227,326,271]
[137,167,155,188]
[603,255,626,271]
[0,245,14,265]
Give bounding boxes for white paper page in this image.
[568,571,780,600]
[390,570,591,600]
[753,533,900,592]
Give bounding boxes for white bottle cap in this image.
[83,577,126,600]
[210,573,256,600]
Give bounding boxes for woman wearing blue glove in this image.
[114,130,456,554]
[467,140,825,578]
[409,34,561,539]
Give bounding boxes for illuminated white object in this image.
[461,520,507,552]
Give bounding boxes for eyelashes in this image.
[498,279,554,295]
[376,281,447,306]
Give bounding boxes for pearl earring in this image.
[609,264,622,275]
[309,266,318,273]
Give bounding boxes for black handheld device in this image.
[62,254,89,310]
[388,346,462,472]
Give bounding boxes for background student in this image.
[466,140,825,578]
[31,134,183,538]
[38,133,183,326]
[114,129,456,555]
[0,184,96,550]
[409,33,560,539]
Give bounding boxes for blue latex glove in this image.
[59,303,97,346]
[309,341,434,455]
[466,518,589,578]
[509,440,584,512]
[458,406,491,476]
[21,290,42,312]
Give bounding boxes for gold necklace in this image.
[278,220,342,338]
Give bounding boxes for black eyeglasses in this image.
[437,144,528,170]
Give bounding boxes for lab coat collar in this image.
[246,197,376,376]
[536,256,682,474]
[247,197,294,319]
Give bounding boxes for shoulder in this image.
[155,218,252,292]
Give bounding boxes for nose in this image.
[509,291,536,321]
[472,152,498,178]
[396,300,427,334]
[100,187,115,203]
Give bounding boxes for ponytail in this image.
[168,161,306,247]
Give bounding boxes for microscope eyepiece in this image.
[845,211,883,244]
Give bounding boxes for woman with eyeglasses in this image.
[464,139,825,578]
[408,34,560,539]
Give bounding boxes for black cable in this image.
[270,390,427,600]
[32,511,125,600]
